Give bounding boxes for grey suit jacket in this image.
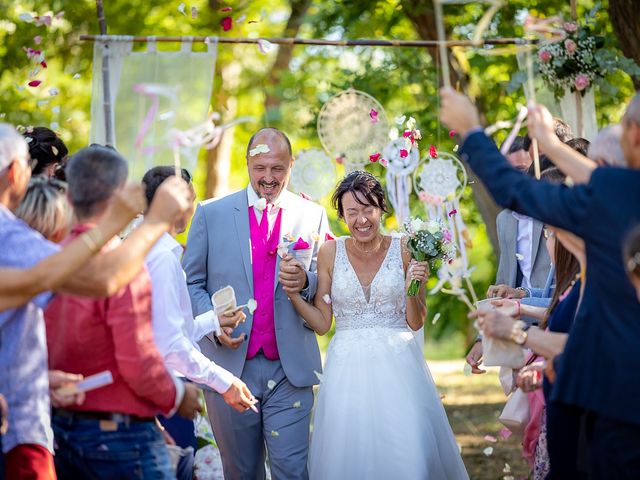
[183,188,329,388]
[495,209,551,289]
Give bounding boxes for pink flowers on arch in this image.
[538,50,552,63]
[369,108,379,123]
[563,22,578,33]
[564,39,577,56]
[574,74,590,91]
[221,16,233,31]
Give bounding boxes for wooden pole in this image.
[570,0,584,137]
[434,1,451,88]
[95,0,114,147]
[79,34,530,48]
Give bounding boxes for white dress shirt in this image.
[512,211,534,289]
[146,232,235,394]
[247,184,287,236]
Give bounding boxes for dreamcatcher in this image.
[382,138,420,225]
[317,89,390,172]
[288,148,337,200]
[413,151,479,307]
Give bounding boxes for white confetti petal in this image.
[51,106,60,114]
[270,430,279,437]
[52,146,58,156]
[19,13,34,22]
[314,370,324,383]
[395,115,406,125]
[292,401,301,408]
[72,73,81,79]
[50,122,59,130]
[247,299,258,315]
[249,143,270,156]
[257,39,274,54]
[503,463,512,473]
[48,87,59,97]
[463,363,472,376]
[236,14,247,23]
[267,380,276,390]
[177,2,186,15]
[37,100,49,107]
[431,312,441,325]
[483,446,494,456]
[277,243,289,258]
[515,253,524,261]
[322,294,332,305]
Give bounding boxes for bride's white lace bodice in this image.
[331,236,407,331]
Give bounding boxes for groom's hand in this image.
[217,326,246,349]
[279,254,307,295]
[439,87,481,138]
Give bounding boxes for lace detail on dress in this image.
[331,236,407,331]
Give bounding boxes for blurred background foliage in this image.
[1,0,637,358]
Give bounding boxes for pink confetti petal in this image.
[335,155,344,165]
[484,435,497,443]
[293,237,310,250]
[402,130,412,138]
[325,233,335,241]
[499,427,512,440]
[55,11,65,19]
[429,144,438,158]
[369,153,381,163]
[399,148,408,158]
[191,6,198,18]
[379,158,389,167]
[448,209,457,217]
[299,192,311,200]
[221,16,233,31]
[221,7,233,12]
[28,80,42,87]
[40,60,47,68]
[449,130,456,137]
[369,108,378,123]
[33,35,42,45]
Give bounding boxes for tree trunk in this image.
[400,0,500,252]
[609,0,640,89]
[264,0,312,121]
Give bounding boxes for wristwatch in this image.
[510,320,528,345]
[515,286,530,298]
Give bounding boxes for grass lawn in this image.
[429,359,530,480]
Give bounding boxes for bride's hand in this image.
[406,260,429,288]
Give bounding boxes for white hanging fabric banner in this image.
[90,37,218,179]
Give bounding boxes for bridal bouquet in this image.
[403,217,456,297]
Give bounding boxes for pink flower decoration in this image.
[538,50,552,63]
[429,144,438,158]
[448,208,457,217]
[399,148,408,158]
[449,130,456,137]
[564,39,577,55]
[574,74,590,91]
[40,60,47,68]
[221,16,233,31]
[28,80,42,87]
[418,191,429,202]
[325,232,335,241]
[379,158,389,168]
[402,130,412,138]
[293,237,310,250]
[369,153,381,163]
[33,35,42,45]
[369,108,379,123]
[443,229,452,242]
[563,22,578,33]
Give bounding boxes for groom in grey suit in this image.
[183,128,329,479]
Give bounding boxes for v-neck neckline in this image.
[343,237,394,304]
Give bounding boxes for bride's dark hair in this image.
[331,170,387,219]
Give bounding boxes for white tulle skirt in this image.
[309,327,469,480]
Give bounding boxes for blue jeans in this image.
[52,414,173,480]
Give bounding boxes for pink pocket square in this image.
[292,237,310,250]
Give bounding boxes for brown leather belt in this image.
[53,408,154,424]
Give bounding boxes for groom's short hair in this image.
[246,128,292,158]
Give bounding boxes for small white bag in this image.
[498,388,530,436]
[481,336,526,368]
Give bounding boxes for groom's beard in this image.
[259,177,289,203]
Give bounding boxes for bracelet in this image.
[515,300,521,318]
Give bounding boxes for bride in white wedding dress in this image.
[284,171,468,479]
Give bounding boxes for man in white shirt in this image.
[142,167,256,465]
